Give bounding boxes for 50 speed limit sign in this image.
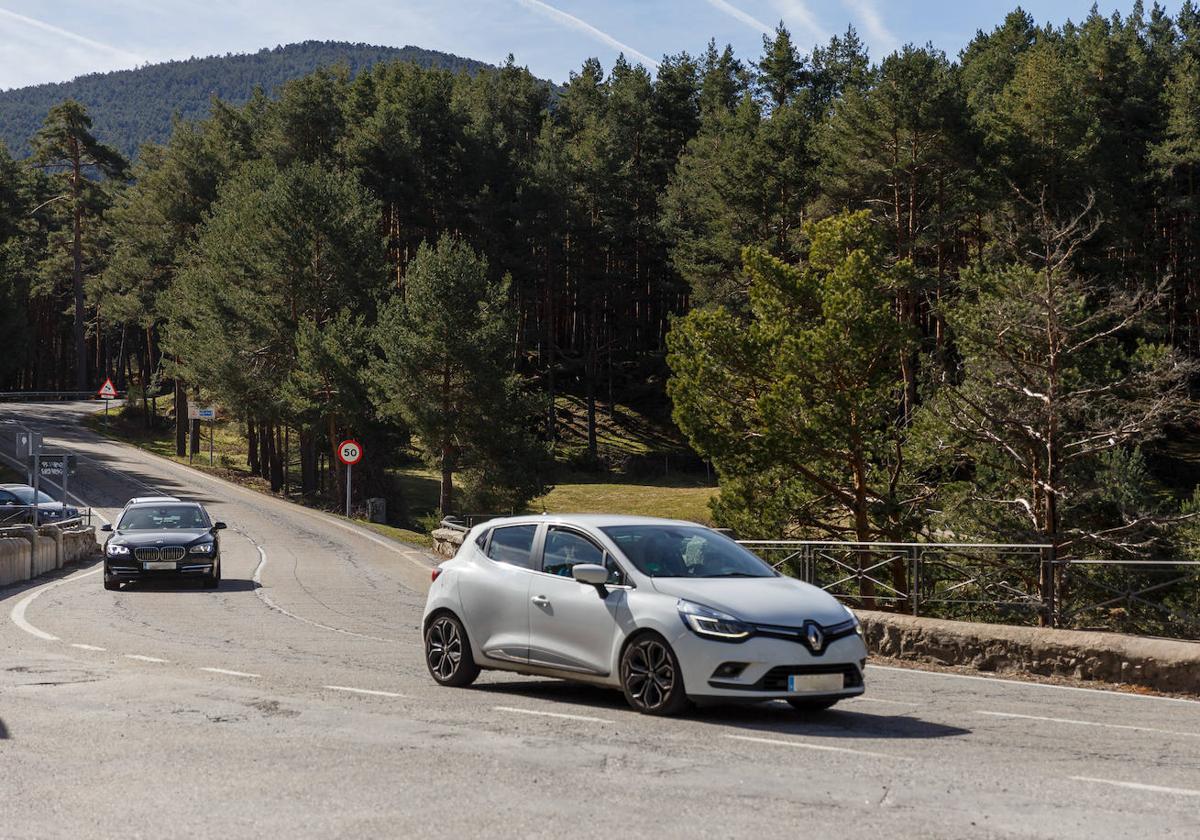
[337,440,363,466]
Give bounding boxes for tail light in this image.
[431,567,443,583]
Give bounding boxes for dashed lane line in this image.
[200,667,260,678]
[1070,777,1200,797]
[976,710,1200,739]
[493,705,613,724]
[124,654,169,663]
[724,733,911,761]
[324,685,408,698]
[70,643,106,651]
[870,664,1200,706]
[250,547,406,645]
[848,696,920,707]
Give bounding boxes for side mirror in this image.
[100,523,113,532]
[572,564,610,596]
[213,522,227,530]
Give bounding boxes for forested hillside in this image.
[4,3,1200,609]
[0,41,491,158]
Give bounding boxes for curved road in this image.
[1,402,1198,839]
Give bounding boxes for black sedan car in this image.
[101,501,226,590]
[0,483,81,525]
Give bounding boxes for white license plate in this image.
[788,673,844,693]
[143,561,177,571]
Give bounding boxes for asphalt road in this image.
[1,402,1198,839]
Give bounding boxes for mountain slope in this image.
[0,41,491,159]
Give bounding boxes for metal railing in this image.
[740,540,1200,639]
[0,391,104,402]
[0,506,93,529]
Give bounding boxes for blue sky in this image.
[0,1,1187,91]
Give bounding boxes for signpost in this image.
[98,378,118,424]
[28,452,77,506]
[336,440,363,517]
[14,429,42,483]
[188,405,218,465]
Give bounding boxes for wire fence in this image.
[741,541,1200,640]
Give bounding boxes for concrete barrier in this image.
[859,609,1200,695]
[0,537,32,587]
[0,524,98,588]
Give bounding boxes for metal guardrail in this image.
[0,391,104,402]
[741,540,1200,638]
[0,506,93,529]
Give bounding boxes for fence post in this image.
[1041,544,1057,628]
[911,545,921,616]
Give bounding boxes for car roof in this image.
[477,513,704,530]
[123,496,182,506]
[0,484,32,490]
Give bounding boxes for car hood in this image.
[109,529,213,547]
[649,576,852,626]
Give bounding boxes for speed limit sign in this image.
[337,440,363,466]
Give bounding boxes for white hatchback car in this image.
[422,514,867,715]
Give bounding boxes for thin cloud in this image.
[768,0,826,44]
[0,6,143,62]
[705,0,771,35]
[841,0,898,51]
[515,0,658,69]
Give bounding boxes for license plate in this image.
[788,673,843,693]
[143,561,177,571]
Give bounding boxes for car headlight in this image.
[189,543,214,555]
[844,606,863,637]
[107,544,130,556]
[678,599,752,641]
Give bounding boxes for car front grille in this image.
[133,546,186,562]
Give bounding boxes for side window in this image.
[475,529,489,551]
[542,528,624,584]
[0,491,16,505]
[485,525,537,569]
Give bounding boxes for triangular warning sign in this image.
[98,378,118,399]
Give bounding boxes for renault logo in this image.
[804,622,825,653]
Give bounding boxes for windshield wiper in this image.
[700,572,762,578]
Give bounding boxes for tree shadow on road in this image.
[0,718,8,739]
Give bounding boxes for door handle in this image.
[531,595,550,606]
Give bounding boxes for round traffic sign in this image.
[336,439,363,466]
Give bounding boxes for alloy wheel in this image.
[426,617,463,682]
[624,638,677,712]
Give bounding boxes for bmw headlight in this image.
[189,543,214,555]
[678,599,752,641]
[106,544,130,556]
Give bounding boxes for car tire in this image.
[103,571,119,591]
[424,613,480,687]
[787,697,839,713]
[203,560,221,590]
[620,633,691,716]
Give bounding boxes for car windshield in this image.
[601,525,776,578]
[118,505,210,531]
[8,487,55,505]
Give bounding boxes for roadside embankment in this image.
[859,609,1200,695]
[0,524,99,587]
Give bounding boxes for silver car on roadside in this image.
[421,514,867,715]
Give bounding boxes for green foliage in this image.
[372,236,547,513]
[668,211,915,539]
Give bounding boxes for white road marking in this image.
[70,643,106,651]
[724,733,910,761]
[1070,776,1200,797]
[493,705,612,724]
[10,567,102,641]
[200,667,260,678]
[250,547,402,644]
[869,664,1200,706]
[976,710,1200,738]
[848,696,920,707]
[124,654,169,663]
[324,685,408,698]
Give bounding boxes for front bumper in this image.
[670,627,868,700]
[105,559,217,580]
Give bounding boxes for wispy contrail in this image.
[0,6,143,62]
[841,0,898,51]
[768,0,826,43]
[705,0,771,35]
[515,0,659,69]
